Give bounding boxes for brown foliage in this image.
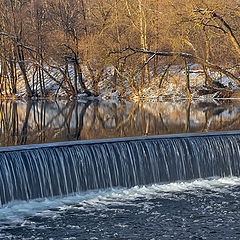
[0,0,239,97]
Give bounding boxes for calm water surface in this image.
[0,99,240,146]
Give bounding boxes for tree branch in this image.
[110,47,240,85]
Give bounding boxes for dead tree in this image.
[111,47,240,86]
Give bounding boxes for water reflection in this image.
[0,99,240,147]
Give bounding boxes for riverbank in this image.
[0,64,239,102]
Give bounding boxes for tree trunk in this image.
[184,58,191,98]
[17,47,33,97]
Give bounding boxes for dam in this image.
[0,131,240,206]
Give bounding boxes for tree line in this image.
[0,0,239,98]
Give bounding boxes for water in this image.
[1,133,240,205]
[1,99,240,239]
[1,178,240,239]
[0,99,240,147]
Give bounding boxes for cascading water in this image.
[1,132,240,206]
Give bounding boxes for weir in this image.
[1,131,240,205]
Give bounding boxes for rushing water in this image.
[0,99,240,147]
[0,133,240,205]
[0,132,240,239]
[1,178,240,239]
[1,99,240,239]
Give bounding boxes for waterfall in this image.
[1,132,240,205]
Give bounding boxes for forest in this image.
[0,0,239,99]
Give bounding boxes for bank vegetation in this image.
[0,0,239,99]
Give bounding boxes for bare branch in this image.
[111,47,240,85]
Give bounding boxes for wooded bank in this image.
[0,0,239,99]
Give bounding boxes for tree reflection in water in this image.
[0,99,240,147]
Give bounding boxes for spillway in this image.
[0,131,240,205]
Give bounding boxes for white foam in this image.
[79,177,240,207]
[1,177,240,223]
